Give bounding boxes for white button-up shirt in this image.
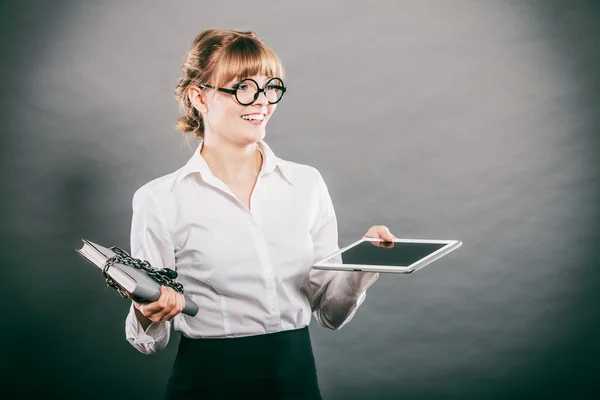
[125,140,379,354]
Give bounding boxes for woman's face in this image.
[194,74,278,146]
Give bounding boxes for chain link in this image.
[103,246,183,302]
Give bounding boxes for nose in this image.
[253,89,269,106]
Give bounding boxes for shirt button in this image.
[271,305,277,311]
[265,267,272,273]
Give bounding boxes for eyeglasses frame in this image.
[198,77,287,106]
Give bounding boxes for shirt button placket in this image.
[249,212,280,331]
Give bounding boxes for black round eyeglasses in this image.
[199,77,287,106]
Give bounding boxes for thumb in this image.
[378,226,395,241]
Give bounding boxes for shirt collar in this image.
[172,140,294,189]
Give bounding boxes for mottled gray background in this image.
[1,0,598,399]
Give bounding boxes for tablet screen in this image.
[335,240,448,267]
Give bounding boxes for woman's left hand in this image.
[363,225,396,242]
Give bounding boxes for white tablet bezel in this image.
[312,237,462,274]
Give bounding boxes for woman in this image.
[125,28,396,399]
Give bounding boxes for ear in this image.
[188,86,209,114]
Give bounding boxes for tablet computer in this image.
[312,238,462,274]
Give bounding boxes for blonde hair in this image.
[174,29,284,139]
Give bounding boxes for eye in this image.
[234,83,249,92]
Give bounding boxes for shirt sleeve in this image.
[308,170,380,330]
[124,187,174,354]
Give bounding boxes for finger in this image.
[160,292,182,322]
[161,293,185,322]
[158,286,171,309]
[178,292,185,314]
[364,225,393,239]
[363,226,380,238]
[371,240,395,248]
[155,287,176,322]
[141,286,171,317]
[168,288,179,313]
[175,293,185,317]
[377,226,395,241]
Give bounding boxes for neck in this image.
[200,134,263,184]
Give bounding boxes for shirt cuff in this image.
[325,271,380,303]
[125,303,169,345]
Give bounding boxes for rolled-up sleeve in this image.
[308,171,379,330]
[125,187,174,354]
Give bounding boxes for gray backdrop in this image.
[1,1,598,399]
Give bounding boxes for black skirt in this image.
[165,326,323,400]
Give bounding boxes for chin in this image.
[244,128,266,143]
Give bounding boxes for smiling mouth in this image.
[241,114,265,122]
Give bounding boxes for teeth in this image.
[242,114,265,121]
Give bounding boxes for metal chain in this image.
[102,246,183,301]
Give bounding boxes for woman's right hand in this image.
[133,285,185,324]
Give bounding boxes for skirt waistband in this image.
[178,326,311,355]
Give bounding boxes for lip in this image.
[241,113,266,125]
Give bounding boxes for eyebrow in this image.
[232,77,273,86]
